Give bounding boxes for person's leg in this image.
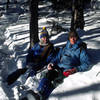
[37,78,54,99]
[6,68,27,85]
[37,69,59,99]
[26,63,47,79]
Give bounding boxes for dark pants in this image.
[7,68,28,85]
[37,66,64,99]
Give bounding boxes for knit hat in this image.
[68,30,79,40]
[39,27,49,40]
[39,27,49,46]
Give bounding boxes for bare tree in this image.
[29,0,39,48]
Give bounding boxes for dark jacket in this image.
[26,42,56,70]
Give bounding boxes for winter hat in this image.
[39,27,49,40]
[39,27,49,46]
[68,30,79,40]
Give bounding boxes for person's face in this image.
[69,36,77,45]
[41,36,48,44]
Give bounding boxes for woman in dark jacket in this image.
[6,27,56,85]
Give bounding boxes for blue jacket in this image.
[52,39,90,72]
[26,43,56,70]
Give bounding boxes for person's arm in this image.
[63,49,90,77]
[76,49,90,72]
[26,44,38,65]
[50,47,64,65]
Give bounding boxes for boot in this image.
[37,78,54,99]
[27,90,41,100]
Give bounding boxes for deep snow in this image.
[0,0,100,100]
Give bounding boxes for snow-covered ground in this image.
[0,0,100,100]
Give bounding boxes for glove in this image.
[63,68,77,77]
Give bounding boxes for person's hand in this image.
[63,68,77,77]
[47,63,54,70]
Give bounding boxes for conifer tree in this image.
[29,0,39,48]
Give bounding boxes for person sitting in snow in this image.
[27,30,91,100]
[6,27,56,85]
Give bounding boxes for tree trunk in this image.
[29,0,39,48]
[70,0,75,31]
[6,0,10,10]
[70,0,84,31]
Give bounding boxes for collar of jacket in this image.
[66,39,82,50]
[39,41,49,46]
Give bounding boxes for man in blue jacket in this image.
[27,30,91,100]
[6,27,56,85]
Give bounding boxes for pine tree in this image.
[70,0,85,30]
[29,0,39,48]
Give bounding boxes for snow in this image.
[0,0,100,100]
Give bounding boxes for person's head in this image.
[39,27,49,45]
[68,30,79,45]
